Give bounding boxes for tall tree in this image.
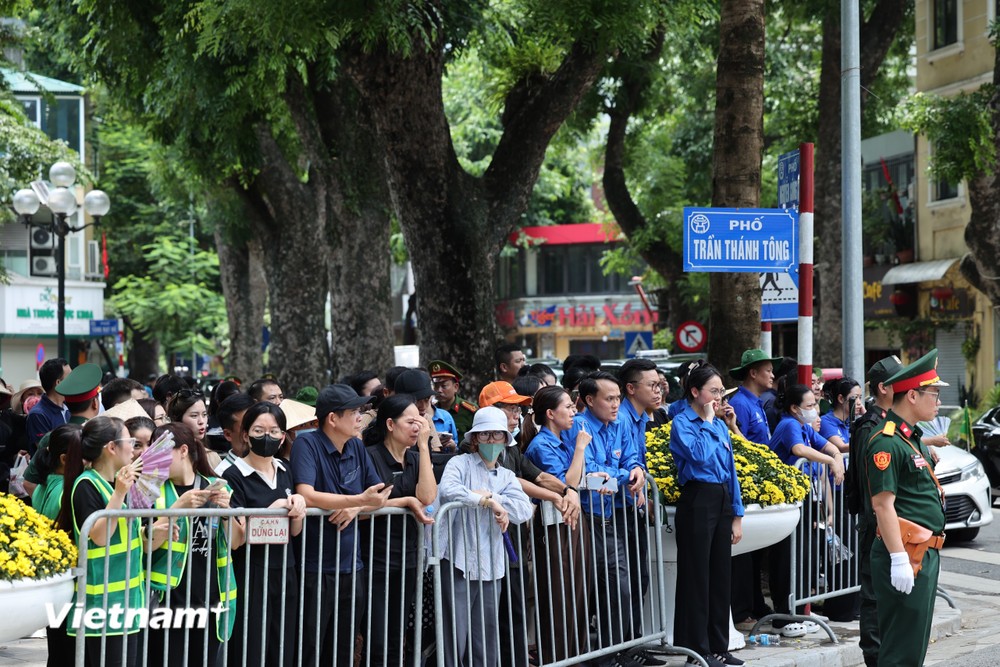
[708,0,766,378]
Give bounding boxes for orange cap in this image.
[478,381,532,408]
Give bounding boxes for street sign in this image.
[675,320,706,353]
[761,269,799,322]
[683,208,798,273]
[624,331,653,358]
[89,318,118,337]
[778,149,800,209]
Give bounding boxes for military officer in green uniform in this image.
[866,349,947,667]
[847,355,902,667]
[23,363,105,486]
[428,360,477,440]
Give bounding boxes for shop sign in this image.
[863,265,894,319]
[928,288,971,317]
[506,301,658,330]
[0,283,105,336]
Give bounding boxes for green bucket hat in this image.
[730,349,783,380]
[294,385,319,407]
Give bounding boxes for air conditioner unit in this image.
[31,255,57,277]
[31,227,55,251]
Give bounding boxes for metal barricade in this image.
[754,457,859,643]
[427,480,707,667]
[70,506,426,667]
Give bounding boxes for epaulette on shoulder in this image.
[881,420,896,437]
[461,401,478,412]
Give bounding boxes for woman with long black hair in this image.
[669,363,744,667]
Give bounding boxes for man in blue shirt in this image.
[617,359,667,666]
[727,348,781,629]
[25,358,70,450]
[561,371,644,667]
[292,384,392,667]
[727,348,782,445]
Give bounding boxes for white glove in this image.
[889,552,914,595]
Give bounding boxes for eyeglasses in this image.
[249,427,285,439]
[154,415,169,425]
[704,388,725,397]
[633,380,662,391]
[115,437,137,447]
[495,403,523,416]
[917,389,941,400]
[474,430,508,443]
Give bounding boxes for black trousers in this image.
[368,566,418,667]
[674,482,733,657]
[620,505,650,639]
[147,623,223,667]
[498,559,529,667]
[229,561,299,667]
[857,523,880,667]
[300,570,367,667]
[83,632,138,667]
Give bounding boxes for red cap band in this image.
[890,369,940,393]
[63,386,100,404]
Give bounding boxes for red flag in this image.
[101,232,109,279]
[879,157,904,214]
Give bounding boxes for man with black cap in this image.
[846,354,901,667]
[291,383,394,667]
[22,363,103,495]
[866,350,948,667]
[395,369,458,448]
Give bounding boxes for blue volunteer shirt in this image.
[291,429,383,574]
[562,409,638,517]
[617,398,649,506]
[667,399,687,420]
[525,426,573,483]
[728,386,771,445]
[432,407,459,441]
[769,414,829,466]
[669,405,744,517]
[819,412,850,446]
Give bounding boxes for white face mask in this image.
[797,408,819,426]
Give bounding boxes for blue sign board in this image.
[89,318,118,337]
[624,331,653,358]
[683,208,798,273]
[778,149,800,210]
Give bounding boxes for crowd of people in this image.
[0,341,948,667]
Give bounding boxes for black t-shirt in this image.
[363,445,425,571]
[72,476,112,537]
[166,481,219,609]
[497,445,542,484]
[223,458,298,570]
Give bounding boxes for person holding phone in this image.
[360,394,437,667]
[670,363,744,667]
[147,421,244,667]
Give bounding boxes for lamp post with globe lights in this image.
[11,161,111,358]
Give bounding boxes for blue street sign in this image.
[89,318,118,337]
[683,207,798,273]
[624,331,654,358]
[778,149,800,210]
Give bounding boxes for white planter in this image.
[0,571,75,642]
[652,502,801,651]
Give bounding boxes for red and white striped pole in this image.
[797,143,814,386]
[760,321,772,356]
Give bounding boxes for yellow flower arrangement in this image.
[0,493,77,582]
[645,422,810,507]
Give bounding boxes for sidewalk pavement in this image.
[0,589,987,667]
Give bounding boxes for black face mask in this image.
[248,434,282,457]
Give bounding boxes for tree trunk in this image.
[347,34,606,386]
[214,226,264,382]
[315,76,395,381]
[813,0,910,365]
[962,61,1000,305]
[709,0,766,381]
[125,319,160,382]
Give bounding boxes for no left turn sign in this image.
[675,320,706,353]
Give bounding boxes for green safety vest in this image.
[150,476,238,641]
[69,469,145,637]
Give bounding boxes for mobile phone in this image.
[392,471,404,484]
[205,479,227,493]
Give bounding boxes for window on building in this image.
[536,243,635,295]
[42,98,83,156]
[495,252,525,299]
[20,98,41,127]
[934,177,960,201]
[932,0,959,50]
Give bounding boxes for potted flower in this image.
[0,493,78,642]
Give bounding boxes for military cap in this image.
[294,385,318,407]
[56,363,103,403]
[730,349,783,380]
[884,349,949,392]
[429,360,463,382]
[866,355,903,388]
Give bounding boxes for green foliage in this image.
[901,88,996,184]
[110,237,226,358]
[652,327,673,350]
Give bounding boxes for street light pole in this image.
[12,162,111,362]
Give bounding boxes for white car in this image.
[932,444,993,542]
